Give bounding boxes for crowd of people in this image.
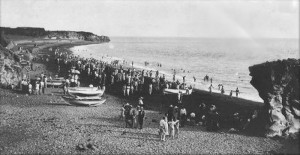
[16,46,259,142]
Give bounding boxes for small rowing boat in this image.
[163,88,193,95]
[62,96,106,106]
[68,87,98,91]
[68,88,104,97]
[47,81,64,87]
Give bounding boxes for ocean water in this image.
[71,37,299,102]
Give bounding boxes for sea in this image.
[71,37,299,102]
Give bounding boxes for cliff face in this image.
[249,59,300,138]
[0,27,110,43]
[0,45,23,88]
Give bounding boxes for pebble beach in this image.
[0,40,299,154]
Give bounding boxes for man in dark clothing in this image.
[124,103,132,128]
[138,107,145,129]
[206,104,220,131]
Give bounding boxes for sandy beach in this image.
[0,39,299,154]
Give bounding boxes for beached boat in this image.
[163,88,193,95]
[67,88,104,97]
[46,81,64,87]
[74,95,102,100]
[68,87,98,91]
[63,96,106,106]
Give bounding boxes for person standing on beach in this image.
[208,84,214,94]
[168,118,179,139]
[229,90,233,97]
[159,117,167,141]
[131,106,138,129]
[174,118,180,138]
[149,83,153,95]
[236,87,240,97]
[193,76,196,82]
[28,81,32,95]
[35,81,40,95]
[138,97,144,107]
[179,106,187,127]
[40,80,45,94]
[221,86,225,94]
[138,107,145,129]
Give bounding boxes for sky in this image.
[0,0,299,38]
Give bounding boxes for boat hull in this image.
[163,88,192,95]
[63,96,106,106]
[67,88,104,97]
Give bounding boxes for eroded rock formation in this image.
[249,59,300,138]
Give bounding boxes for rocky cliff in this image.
[249,59,300,138]
[0,27,110,42]
[0,45,23,88]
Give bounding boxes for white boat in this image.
[47,81,64,87]
[68,88,104,97]
[74,95,102,100]
[163,88,193,95]
[63,96,106,106]
[68,87,98,91]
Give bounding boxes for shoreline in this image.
[70,43,263,103]
[1,38,298,154]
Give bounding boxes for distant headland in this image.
[0,26,110,47]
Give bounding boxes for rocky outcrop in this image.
[0,45,23,88]
[0,27,110,43]
[249,59,300,138]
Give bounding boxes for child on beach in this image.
[168,118,179,139]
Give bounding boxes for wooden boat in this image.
[62,96,106,106]
[68,87,98,91]
[74,95,102,100]
[163,88,193,95]
[47,81,64,87]
[67,88,104,97]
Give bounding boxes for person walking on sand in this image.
[236,87,240,97]
[138,107,145,129]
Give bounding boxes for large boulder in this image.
[249,59,300,138]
